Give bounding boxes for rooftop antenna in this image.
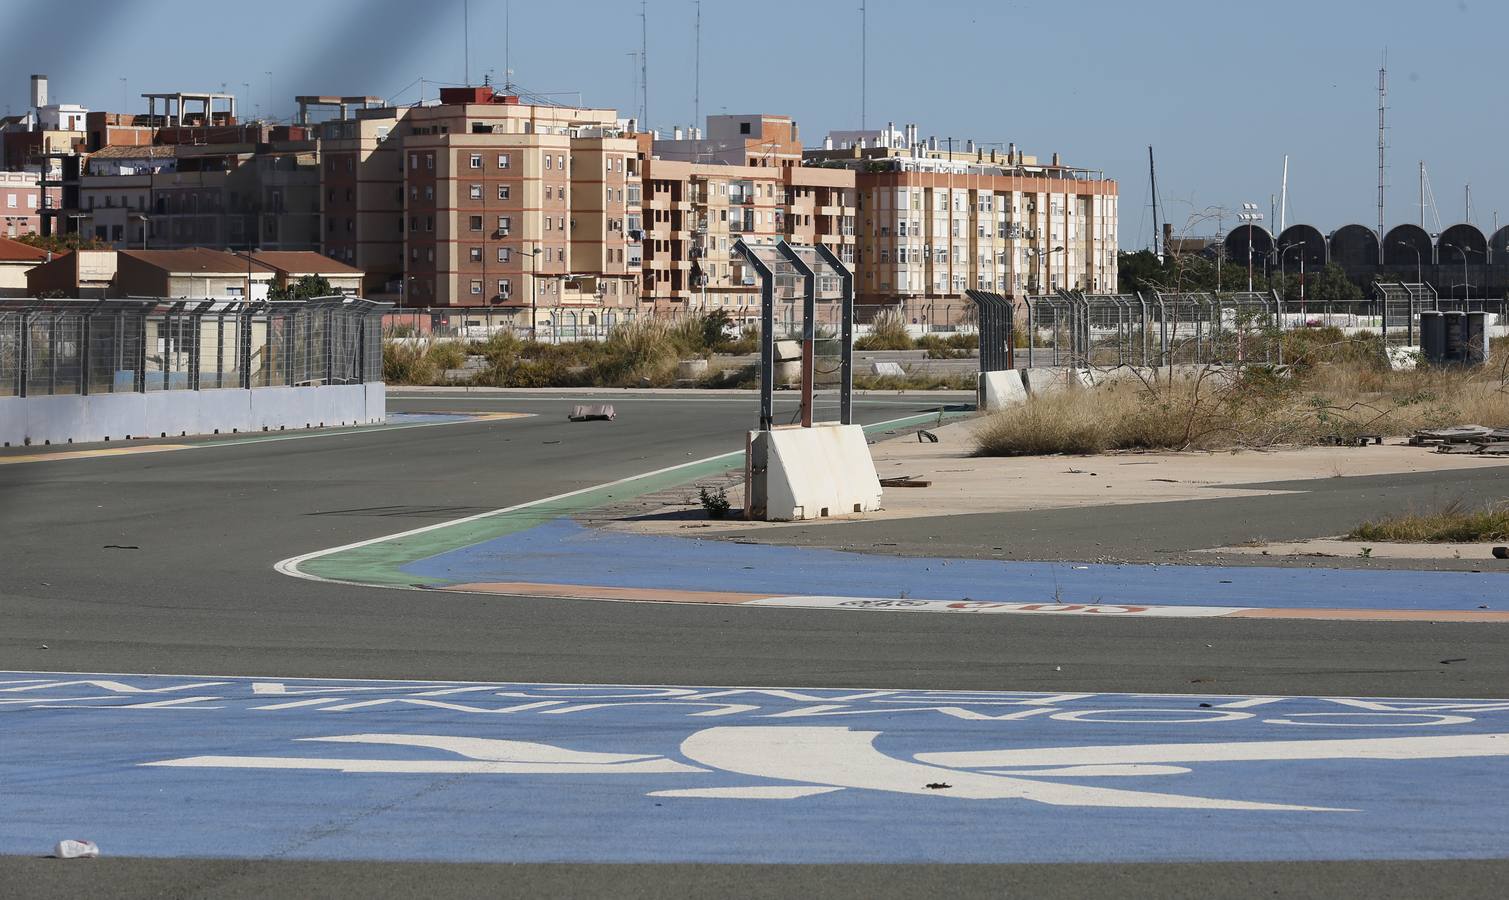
[504,0,511,91]
[1377,50,1388,263]
[1465,183,1474,226]
[693,1,701,128]
[860,1,868,130]
[464,0,470,87]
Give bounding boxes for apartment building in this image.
[1,170,58,238]
[809,127,1118,309]
[648,114,803,168]
[75,129,320,251]
[321,88,642,333]
[637,155,855,315]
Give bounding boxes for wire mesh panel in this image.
[0,311,18,397]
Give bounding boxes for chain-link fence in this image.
[0,297,389,398]
[1022,290,1284,368]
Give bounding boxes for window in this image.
[497,216,510,233]
[424,185,434,201]
[497,247,510,262]
[470,279,483,294]
[469,184,482,200]
[544,216,552,231]
[425,153,434,170]
[545,154,553,170]
[469,215,483,231]
[557,248,565,262]
[469,153,482,169]
[497,279,510,297]
[739,121,751,135]
[497,184,510,200]
[409,153,418,170]
[470,247,482,262]
[497,153,510,169]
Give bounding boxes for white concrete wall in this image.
[0,383,385,447]
[747,423,883,522]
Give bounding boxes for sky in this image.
[2,0,1504,248]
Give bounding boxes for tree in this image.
[267,275,335,302]
[1303,263,1363,306]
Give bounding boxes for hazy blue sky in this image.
[3,0,1503,246]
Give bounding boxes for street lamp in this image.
[1443,243,1476,301]
[1031,245,1065,293]
[527,245,544,341]
[1237,203,1263,292]
[1395,241,1423,287]
[132,213,149,250]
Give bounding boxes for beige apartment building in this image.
[638,154,855,315]
[809,129,1118,313]
[320,88,641,335]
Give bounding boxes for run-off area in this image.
[3,673,1508,865]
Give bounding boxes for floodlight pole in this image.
[776,240,815,428]
[812,242,853,425]
[732,239,775,431]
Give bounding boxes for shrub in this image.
[855,309,913,350]
[427,341,468,371]
[592,317,684,386]
[383,341,437,385]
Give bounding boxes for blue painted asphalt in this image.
[402,519,1505,610]
[3,672,1508,864]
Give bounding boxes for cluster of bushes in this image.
[853,310,980,357]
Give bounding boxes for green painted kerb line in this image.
[294,411,967,587]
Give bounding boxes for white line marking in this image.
[745,598,1250,618]
[7,669,1505,710]
[648,786,844,799]
[916,733,1509,768]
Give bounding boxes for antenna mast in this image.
[1279,155,1289,236]
[1377,52,1387,263]
[693,1,701,128]
[640,0,649,128]
[860,1,867,131]
[504,0,511,91]
[1148,146,1160,257]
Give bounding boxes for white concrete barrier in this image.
[0,383,386,447]
[747,423,883,522]
[1021,367,1093,396]
[978,369,1028,411]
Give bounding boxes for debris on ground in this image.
[924,783,952,790]
[568,404,616,422]
[1322,434,1382,447]
[1494,547,1509,560]
[1410,425,1509,455]
[53,839,99,859]
[879,476,932,488]
[916,429,938,443]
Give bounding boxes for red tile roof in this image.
[234,251,363,275]
[0,237,48,263]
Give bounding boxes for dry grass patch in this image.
[1348,499,1509,543]
[974,362,1509,456]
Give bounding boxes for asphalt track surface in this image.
[2,388,1507,898]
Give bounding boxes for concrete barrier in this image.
[0,383,386,447]
[978,369,1028,411]
[747,423,882,522]
[1021,367,1093,396]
